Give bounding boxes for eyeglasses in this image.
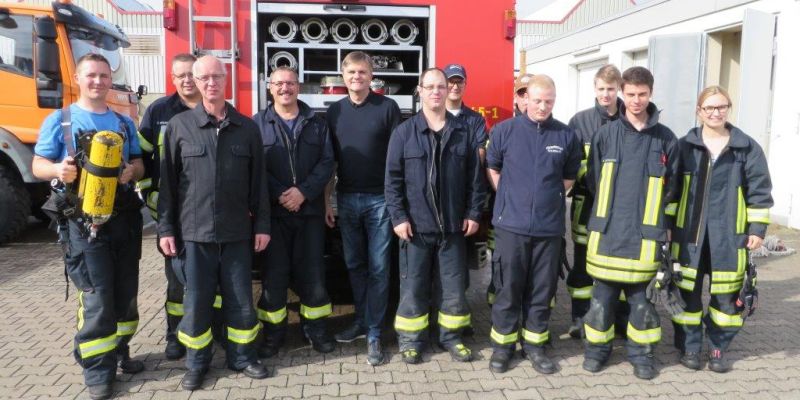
[447,80,465,88]
[194,74,226,83]
[700,104,730,114]
[172,73,194,81]
[270,81,298,88]
[420,85,447,92]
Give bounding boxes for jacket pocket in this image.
[491,252,503,290]
[229,144,252,178]
[65,251,93,292]
[399,240,409,279]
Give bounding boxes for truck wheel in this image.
[0,166,31,243]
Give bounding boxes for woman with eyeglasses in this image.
[669,86,773,373]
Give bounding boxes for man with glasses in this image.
[326,51,401,366]
[513,73,535,116]
[138,53,202,361]
[158,55,271,391]
[253,66,335,357]
[385,68,486,364]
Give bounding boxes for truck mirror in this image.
[34,15,57,40]
[36,40,60,77]
[0,8,18,30]
[136,84,148,99]
[34,16,62,109]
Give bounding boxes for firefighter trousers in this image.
[489,229,560,353]
[583,280,660,365]
[65,210,142,386]
[672,239,743,354]
[257,216,331,347]
[395,232,470,351]
[567,243,630,334]
[179,240,260,370]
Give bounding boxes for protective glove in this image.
[558,236,571,280]
[736,255,758,320]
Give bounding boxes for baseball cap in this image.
[514,73,535,94]
[444,64,467,80]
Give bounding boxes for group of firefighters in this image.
[30,48,772,399]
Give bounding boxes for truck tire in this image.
[0,165,31,243]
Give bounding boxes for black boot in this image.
[165,339,186,360]
[708,349,731,373]
[489,350,512,373]
[87,383,112,400]
[524,347,557,374]
[181,367,208,391]
[679,351,702,370]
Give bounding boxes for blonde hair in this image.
[594,64,621,86]
[341,51,373,72]
[696,85,732,109]
[528,74,555,91]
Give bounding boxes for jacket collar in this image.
[618,102,661,131]
[264,99,314,124]
[193,101,243,128]
[521,113,556,131]
[412,110,456,135]
[685,123,751,149]
[167,92,193,113]
[594,97,623,121]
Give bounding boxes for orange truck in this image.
[0,0,142,243]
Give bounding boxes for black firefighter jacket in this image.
[671,124,773,294]
[385,112,486,234]
[567,98,623,245]
[253,101,334,218]
[158,103,270,243]
[585,102,680,284]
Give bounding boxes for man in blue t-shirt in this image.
[32,53,144,400]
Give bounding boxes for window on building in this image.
[0,14,34,77]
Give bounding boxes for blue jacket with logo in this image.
[486,115,582,237]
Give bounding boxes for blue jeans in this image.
[337,192,392,340]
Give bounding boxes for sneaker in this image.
[582,357,605,373]
[87,383,112,400]
[445,343,473,362]
[708,349,730,373]
[568,317,583,339]
[335,324,367,343]
[164,339,186,360]
[523,348,556,374]
[118,356,144,374]
[679,351,702,370]
[489,350,512,373]
[366,338,385,366]
[400,348,422,364]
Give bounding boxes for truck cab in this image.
[0,0,140,243]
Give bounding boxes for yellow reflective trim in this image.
[146,191,158,210]
[567,285,592,300]
[178,328,213,350]
[676,174,691,228]
[137,132,154,153]
[549,297,556,308]
[642,177,663,226]
[257,307,287,325]
[584,323,614,344]
[680,266,697,280]
[618,290,627,302]
[677,278,696,292]
[746,208,770,224]
[227,323,260,344]
[586,232,659,284]
[137,177,152,191]
[708,307,743,327]
[521,328,549,345]
[577,160,588,180]
[671,310,702,326]
[158,127,166,159]
[671,242,680,260]
[213,295,222,309]
[395,314,429,333]
[596,162,615,218]
[300,303,332,320]
[490,327,519,345]
[665,202,677,217]
[627,322,661,344]
[166,301,184,317]
[79,333,118,359]
[117,320,138,337]
[487,292,496,305]
[77,291,85,331]
[737,187,746,234]
[571,195,588,241]
[710,282,742,294]
[438,312,471,330]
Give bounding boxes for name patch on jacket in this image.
[546,145,564,154]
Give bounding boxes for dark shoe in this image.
[633,363,657,380]
[87,383,112,400]
[679,351,702,370]
[708,349,731,373]
[462,325,475,337]
[165,339,186,360]
[568,318,583,339]
[181,368,208,391]
[335,324,367,343]
[400,348,422,364]
[445,343,473,362]
[118,357,144,374]
[524,348,556,374]
[257,342,280,359]
[489,350,512,373]
[367,338,385,366]
[582,358,605,373]
[307,334,336,354]
[241,362,270,379]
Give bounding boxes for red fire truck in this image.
[162,0,516,124]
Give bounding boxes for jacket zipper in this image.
[279,122,297,185]
[428,134,444,233]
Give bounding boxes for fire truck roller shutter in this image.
[300,17,328,43]
[269,16,297,42]
[269,51,298,71]
[361,19,388,45]
[391,19,418,45]
[331,18,358,44]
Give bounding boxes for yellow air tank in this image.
[78,130,124,225]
